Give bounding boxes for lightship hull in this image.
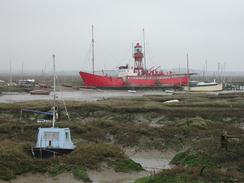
[79,71,189,89]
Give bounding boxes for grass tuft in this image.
[112,159,144,173]
[72,166,91,182]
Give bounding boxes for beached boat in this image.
[31,55,75,158]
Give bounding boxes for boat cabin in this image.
[118,64,138,77]
[35,127,75,150]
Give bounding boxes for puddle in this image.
[126,148,175,174]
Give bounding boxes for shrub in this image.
[112,159,144,172]
[64,143,126,169]
[48,163,66,177]
[0,141,33,180]
[171,150,216,168]
[72,166,91,182]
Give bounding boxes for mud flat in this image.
[0,171,149,183]
[126,148,175,172]
[0,89,167,103]
[88,169,149,183]
[0,173,80,183]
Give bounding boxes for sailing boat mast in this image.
[92,25,95,74]
[186,53,190,92]
[142,28,147,70]
[9,60,12,84]
[52,54,56,128]
[21,62,24,80]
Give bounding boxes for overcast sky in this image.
[0,0,244,73]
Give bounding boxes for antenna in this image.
[142,28,147,70]
[52,54,56,128]
[92,25,95,74]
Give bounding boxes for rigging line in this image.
[55,74,71,121]
[81,42,92,71]
[142,28,147,70]
[147,40,154,67]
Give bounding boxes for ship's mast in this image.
[205,60,208,81]
[92,25,95,74]
[142,28,147,70]
[9,60,12,84]
[52,54,56,128]
[186,53,190,92]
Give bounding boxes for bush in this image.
[112,159,144,172]
[171,150,216,168]
[64,143,126,169]
[135,166,242,183]
[72,166,91,182]
[48,163,66,177]
[0,141,33,180]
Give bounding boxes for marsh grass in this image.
[135,166,242,183]
[64,143,126,169]
[112,159,144,172]
[1,94,244,180]
[71,166,91,182]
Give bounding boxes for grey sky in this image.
[0,0,244,72]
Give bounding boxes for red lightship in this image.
[79,41,189,89]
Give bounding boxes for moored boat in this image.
[185,80,223,92]
[30,89,50,95]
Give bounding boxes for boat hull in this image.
[29,147,74,158]
[79,71,189,89]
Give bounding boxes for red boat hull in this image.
[79,71,124,87]
[79,71,189,88]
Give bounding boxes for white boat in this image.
[185,80,223,92]
[128,90,137,93]
[31,55,75,158]
[163,99,179,103]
